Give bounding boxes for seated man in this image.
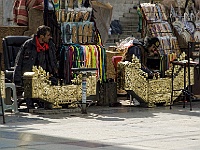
[13,25,58,109]
[121,37,161,106]
[121,36,160,77]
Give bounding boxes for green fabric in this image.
[137,7,143,33]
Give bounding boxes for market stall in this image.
[0,0,114,111]
[22,0,113,108]
[168,0,200,96]
[117,2,196,107]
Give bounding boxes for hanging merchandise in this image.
[57,7,92,23]
[172,21,184,34]
[141,2,183,75]
[59,44,106,84]
[55,0,107,85]
[61,22,96,44]
[194,31,200,42]
[170,0,200,48]
[52,0,59,10]
[13,0,44,26]
[141,3,167,22]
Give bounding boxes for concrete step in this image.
[119,16,139,23]
[106,34,120,43]
[121,30,138,36]
[112,3,136,13]
[119,32,141,40]
[121,25,138,31]
[129,8,138,13]
[123,12,138,18]
[124,0,134,4]
[120,21,138,26]
[101,0,147,48]
[120,19,138,25]
[121,31,141,37]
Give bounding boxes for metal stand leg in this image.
[170,64,175,109]
[183,64,186,108]
[81,73,87,114]
[130,94,132,106]
[188,65,192,111]
[71,67,97,114]
[0,97,5,124]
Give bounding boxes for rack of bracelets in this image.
[116,2,195,107]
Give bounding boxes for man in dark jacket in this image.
[13,25,58,109]
[14,25,58,85]
[121,37,160,106]
[121,37,160,75]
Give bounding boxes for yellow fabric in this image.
[97,45,102,81]
[89,45,96,68]
[94,45,99,77]
[85,46,89,67]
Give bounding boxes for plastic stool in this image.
[2,83,19,113]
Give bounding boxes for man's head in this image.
[144,37,160,56]
[36,25,51,43]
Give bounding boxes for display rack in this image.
[188,42,200,96]
[141,3,182,76]
[53,0,107,83]
[170,42,200,110]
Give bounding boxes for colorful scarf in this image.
[35,36,49,52]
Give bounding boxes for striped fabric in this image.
[13,0,44,26]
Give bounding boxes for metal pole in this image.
[44,0,48,25]
[0,53,5,123]
[170,63,175,109]
[81,73,87,114]
[188,42,192,111]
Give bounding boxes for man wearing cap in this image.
[121,36,161,76]
[121,37,161,106]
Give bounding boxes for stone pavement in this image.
[1,100,200,150]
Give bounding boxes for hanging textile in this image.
[59,44,106,84]
[13,0,43,26]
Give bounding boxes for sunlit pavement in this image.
[1,100,200,150]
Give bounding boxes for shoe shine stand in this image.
[71,68,97,114]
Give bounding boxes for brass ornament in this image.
[117,53,194,107]
[23,66,97,108]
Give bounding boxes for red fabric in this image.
[35,36,49,52]
[13,0,44,26]
[112,56,123,81]
[112,56,123,71]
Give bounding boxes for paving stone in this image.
[1,101,200,150]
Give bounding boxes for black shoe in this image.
[27,105,35,109]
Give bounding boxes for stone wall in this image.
[97,0,150,21]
